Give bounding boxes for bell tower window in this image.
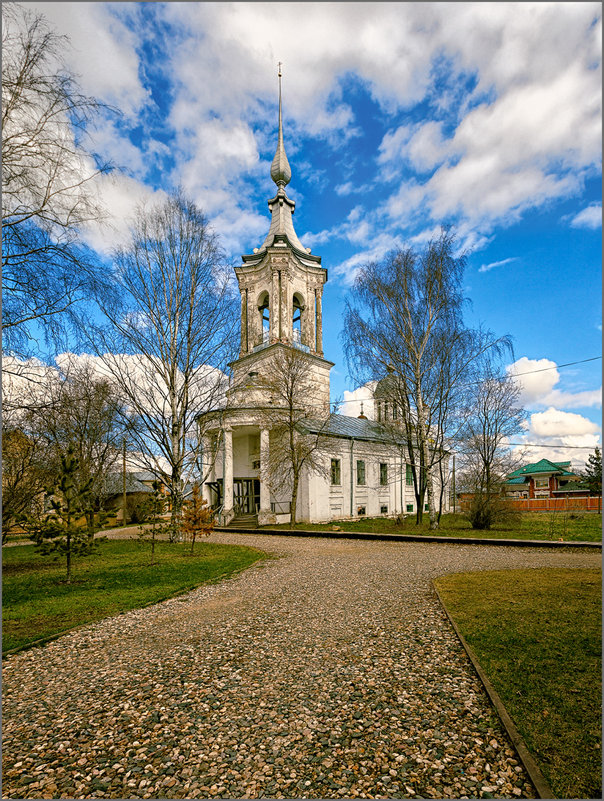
[292,293,304,346]
[258,291,270,345]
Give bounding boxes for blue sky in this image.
[26,1,602,466]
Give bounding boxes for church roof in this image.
[302,413,405,444]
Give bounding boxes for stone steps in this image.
[227,514,259,529]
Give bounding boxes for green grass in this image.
[263,512,602,541]
[434,568,602,800]
[2,539,269,654]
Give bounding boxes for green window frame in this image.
[406,464,413,486]
[330,458,341,486]
[379,462,388,486]
[356,459,366,486]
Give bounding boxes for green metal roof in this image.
[507,459,574,478]
[504,476,528,485]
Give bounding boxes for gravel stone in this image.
[2,532,598,799]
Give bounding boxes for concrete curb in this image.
[214,526,601,549]
[433,583,555,800]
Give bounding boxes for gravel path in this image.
[2,534,599,800]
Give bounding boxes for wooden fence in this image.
[506,496,601,513]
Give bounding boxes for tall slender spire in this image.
[270,62,292,188]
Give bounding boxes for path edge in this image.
[2,552,272,659]
[432,583,556,800]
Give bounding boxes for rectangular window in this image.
[356,460,366,485]
[392,404,398,420]
[534,477,549,488]
[424,504,429,511]
[406,464,413,486]
[330,458,341,486]
[406,503,414,512]
[357,505,366,516]
[380,504,388,514]
[379,462,388,486]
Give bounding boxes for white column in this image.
[223,427,233,514]
[271,270,280,341]
[200,435,213,507]
[315,287,323,355]
[307,290,316,352]
[259,427,270,513]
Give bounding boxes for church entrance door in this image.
[233,478,260,514]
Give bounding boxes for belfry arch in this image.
[292,292,304,345]
[257,290,270,345]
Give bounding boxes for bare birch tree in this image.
[86,191,237,539]
[457,360,527,528]
[22,361,127,539]
[344,230,510,529]
[255,348,330,528]
[2,3,114,361]
[1,425,53,541]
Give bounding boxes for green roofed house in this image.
[503,459,590,499]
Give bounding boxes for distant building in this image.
[198,72,449,525]
[503,459,589,499]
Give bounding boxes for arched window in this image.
[258,291,270,344]
[292,293,304,345]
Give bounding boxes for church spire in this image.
[270,63,292,188]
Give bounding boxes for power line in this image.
[506,442,599,449]
[334,355,602,405]
[506,356,601,378]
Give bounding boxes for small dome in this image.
[270,142,291,187]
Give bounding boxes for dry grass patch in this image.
[434,568,602,799]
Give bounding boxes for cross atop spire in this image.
[270,62,291,188]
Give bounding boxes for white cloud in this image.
[27,2,149,117]
[80,174,169,254]
[16,2,603,283]
[511,406,601,469]
[530,406,600,438]
[478,256,518,274]
[569,203,602,229]
[507,357,601,410]
[340,383,377,419]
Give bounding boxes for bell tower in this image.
[228,66,333,411]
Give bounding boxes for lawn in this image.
[2,539,269,654]
[434,568,602,800]
[263,512,602,541]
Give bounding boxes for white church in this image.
[199,74,450,526]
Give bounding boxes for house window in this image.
[406,503,414,512]
[534,478,549,488]
[379,462,388,486]
[392,404,398,420]
[406,464,413,486]
[356,460,366,485]
[330,458,341,486]
[424,504,429,511]
[380,504,388,514]
[357,505,366,516]
[252,460,260,470]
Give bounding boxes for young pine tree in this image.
[182,484,214,554]
[26,446,98,583]
[137,480,167,563]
